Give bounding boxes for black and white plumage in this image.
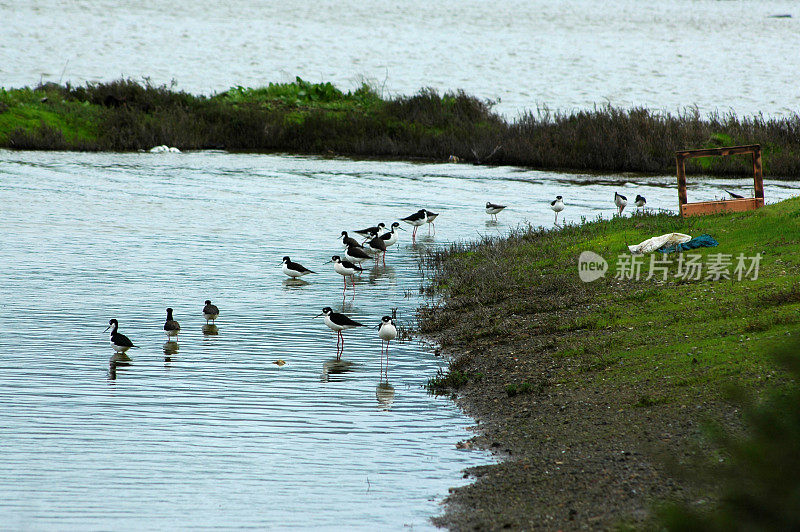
[401,209,428,242]
[344,245,372,265]
[614,192,628,216]
[282,256,316,279]
[378,315,397,380]
[340,231,362,249]
[366,230,388,265]
[550,196,564,225]
[423,210,439,236]
[315,306,364,359]
[328,255,363,298]
[485,202,506,221]
[379,221,403,248]
[164,307,180,339]
[725,189,744,199]
[203,300,219,324]
[635,194,646,208]
[105,319,137,353]
[354,223,386,240]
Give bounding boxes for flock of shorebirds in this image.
[104,192,647,377]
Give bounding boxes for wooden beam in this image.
[675,144,761,159]
[676,155,688,208]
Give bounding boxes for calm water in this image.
[1,150,798,529]
[2,0,799,117]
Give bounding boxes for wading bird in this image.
[401,209,428,242]
[423,210,439,235]
[203,300,219,324]
[327,255,363,298]
[316,307,364,359]
[485,202,506,221]
[164,307,180,339]
[725,189,744,199]
[635,194,646,209]
[345,245,371,265]
[282,256,316,279]
[550,196,564,226]
[105,319,137,353]
[614,192,627,216]
[354,223,386,241]
[340,231,362,249]
[378,315,397,380]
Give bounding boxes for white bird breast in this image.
[379,323,397,341]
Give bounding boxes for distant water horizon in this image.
[2,0,799,118]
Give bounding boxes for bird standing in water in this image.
[316,307,364,360]
[401,209,428,242]
[378,315,397,381]
[203,300,219,324]
[105,319,137,353]
[550,196,564,226]
[164,307,180,339]
[635,194,646,210]
[485,202,506,221]
[423,210,439,236]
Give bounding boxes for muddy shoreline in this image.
[415,203,800,530]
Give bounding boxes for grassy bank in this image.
[418,198,800,529]
[2,78,800,178]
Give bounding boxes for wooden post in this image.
[676,154,687,210]
[753,146,764,200]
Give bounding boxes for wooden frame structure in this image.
[676,144,764,217]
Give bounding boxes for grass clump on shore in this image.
[657,337,800,531]
[2,78,800,177]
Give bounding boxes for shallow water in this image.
[0,150,798,529]
[2,0,799,117]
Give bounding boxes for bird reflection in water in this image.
[485,219,499,228]
[163,340,179,363]
[283,278,310,288]
[108,352,132,381]
[376,381,395,409]
[321,358,355,382]
[202,324,219,336]
[368,265,395,285]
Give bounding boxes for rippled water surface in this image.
[2,0,800,117]
[1,150,798,529]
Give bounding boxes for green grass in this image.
[2,78,800,176]
[420,197,800,403]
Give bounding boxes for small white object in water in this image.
[149,145,181,153]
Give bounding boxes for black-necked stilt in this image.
[550,196,564,225]
[164,308,180,339]
[366,230,388,265]
[635,194,646,209]
[378,315,397,380]
[354,223,386,241]
[485,202,506,221]
[614,192,628,216]
[315,306,364,359]
[725,189,744,199]
[340,231,362,249]
[282,256,316,279]
[327,255,363,298]
[105,319,137,353]
[203,300,219,324]
[401,209,427,242]
[423,210,438,235]
[379,221,404,248]
[345,245,371,265]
